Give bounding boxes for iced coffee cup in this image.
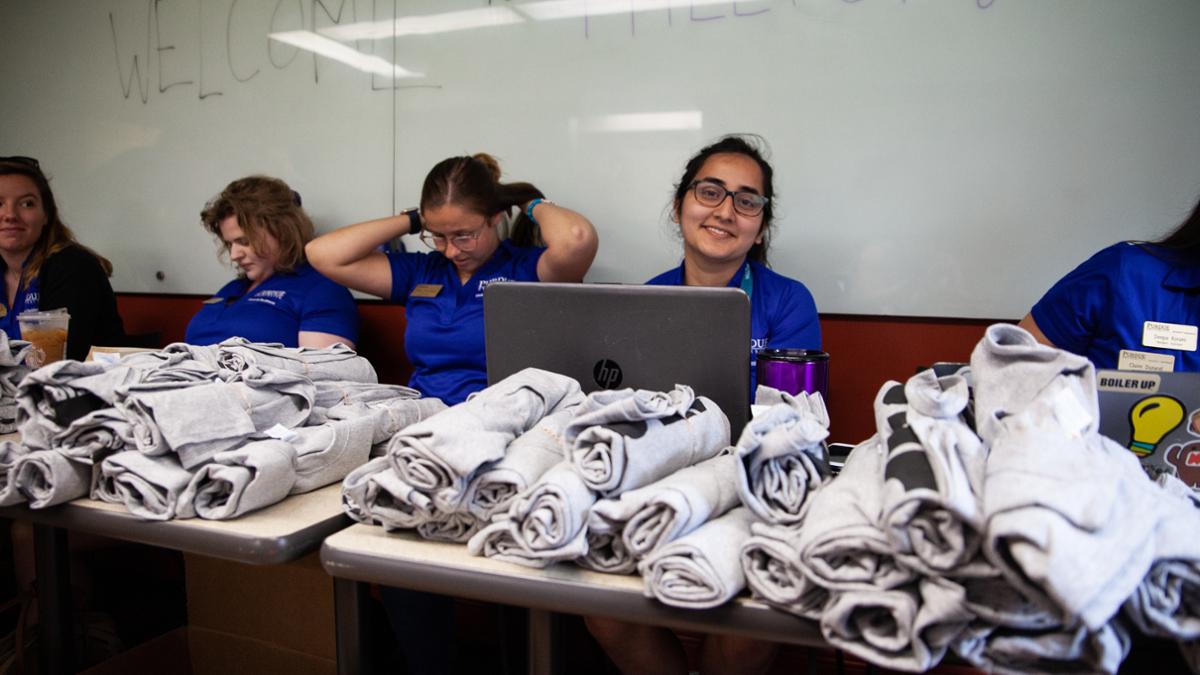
[18,309,69,368]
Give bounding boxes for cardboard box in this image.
[84,552,336,674]
[184,552,336,661]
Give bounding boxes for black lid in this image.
[757,348,829,363]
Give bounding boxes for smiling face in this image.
[676,152,766,273]
[0,174,47,260]
[421,202,501,280]
[219,215,280,287]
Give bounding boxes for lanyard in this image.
[738,264,753,299]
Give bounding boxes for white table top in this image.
[321,524,825,646]
[1,483,349,565]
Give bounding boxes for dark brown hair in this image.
[0,158,114,284]
[672,134,776,265]
[419,153,546,247]
[1148,196,1200,263]
[201,176,313,273]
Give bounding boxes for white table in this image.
[321,525,826,675]
[0,483,350,674]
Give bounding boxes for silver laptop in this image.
[484,282,752,436]
[1097,369,1200,487]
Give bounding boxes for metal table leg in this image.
[334,578,373,675]
[527,609,559,675]
[33,524,74,675]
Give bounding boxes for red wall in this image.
[115,294,1003,442]
[820,314,1001,443]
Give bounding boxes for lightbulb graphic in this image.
[1128,395,1186,457]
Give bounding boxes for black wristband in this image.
[404,208,422,234]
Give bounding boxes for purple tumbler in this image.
[755,349,829,402]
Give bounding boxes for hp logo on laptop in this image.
[593,359,623,389]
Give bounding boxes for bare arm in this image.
[1017,313,1057,348]
[305,213,418,299]
[530,201,599,283]
[298,330,355,350]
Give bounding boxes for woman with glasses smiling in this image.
[650,134,821,389]
[586,135,818,675]
[306,153,598,406]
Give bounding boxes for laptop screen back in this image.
[484,282,752,436]
[1097,369,1200,487]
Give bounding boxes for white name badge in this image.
[1117,349,1175,373]
[1142,321,1198,352]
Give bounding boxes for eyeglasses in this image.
[689,180,769,217]
[0,156,41,170]
[419,225,486,252]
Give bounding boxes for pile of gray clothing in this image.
[0,332,33,433]
[741,323,1200,675]
[0,338,445,520]
[344,367,831,611]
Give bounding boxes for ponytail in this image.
[420,153,546,244]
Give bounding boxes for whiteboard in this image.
[2,0,1199,319]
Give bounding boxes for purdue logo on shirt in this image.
[475,277,510,299]
[248,290,287,306]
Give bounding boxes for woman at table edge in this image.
[1017,195,1200,372]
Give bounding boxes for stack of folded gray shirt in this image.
[340,324,1200,675]
[341,369,581,542]
[734,386,832,526]
[6,341,443,521]
[733,325,1197,675]
[582,452,741,574]
[0,331,32,433]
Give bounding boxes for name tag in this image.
[410,284,443,298]
[1142,321,1198,352]
[1118,349,1175,373]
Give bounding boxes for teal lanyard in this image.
[738,264,753,299]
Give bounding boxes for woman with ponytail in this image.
[307,153,598,404]
[308,153,597,674]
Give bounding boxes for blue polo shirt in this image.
[0,275,41,340]
[185,263,359,348]
[1031,242,1200,371]
[389,240,544,405]
[647,259,822,389]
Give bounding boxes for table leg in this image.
[527,609,559,675]
[32,524,74,675]
[334,578,372,675]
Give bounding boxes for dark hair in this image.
[1149,196,1200,263]
[0,157,114,283]
[201,176,314,273]
[420,153,546,247]
[672,134,776,265]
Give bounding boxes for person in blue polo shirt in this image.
[306,152,597,674]
[0,156,125,360]
[1019,196,1200,372]
[185,176,358,349]
[306,152,599,404]
[587,135,817,675]
[648,134,821,390]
